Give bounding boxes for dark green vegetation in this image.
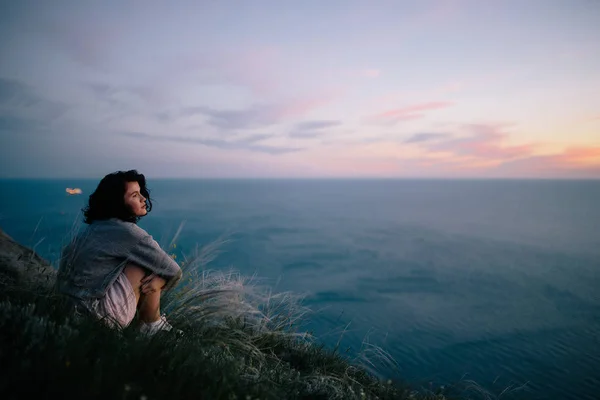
[0,228,489,399]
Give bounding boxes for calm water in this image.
[1,179,599,399]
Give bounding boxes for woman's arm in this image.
[125,234,182,291]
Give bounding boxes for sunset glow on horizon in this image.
[1,0,599,178]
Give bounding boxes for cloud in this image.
[367,101,453,125]
[0,78,64,114]
[490,147,600,178]
[403,123,600,178]
[424,124,533,160]
[0,115,48,134]
[87,82,161,106]
[0,78,69,127]
[287,120,343,139]
[235,133,275,144]
[163,96,335,130]
[288,130,323,139]
[559,147,600,162]
[295,120,342,131]
[0,79,41,108]
[119,131,301,155]
[403,132,449,143]
[188,105,281,130]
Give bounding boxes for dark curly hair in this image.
[83,170,153,224]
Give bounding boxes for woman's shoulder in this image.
[94,219,150,241]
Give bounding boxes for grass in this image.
[0,227,508,400]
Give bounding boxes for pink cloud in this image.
[391,148,600,179]
[404,123,600,178]
[575,147,600,159]
[490,149,600,178]
[368,101,454,125]
[554,147,600,164]
[426,124,535,160]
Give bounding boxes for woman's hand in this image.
[140,273,167,294]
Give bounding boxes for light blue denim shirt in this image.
[56,218,182,309]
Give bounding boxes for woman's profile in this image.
[56,170,182,335]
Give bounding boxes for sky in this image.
[0,0,599,179]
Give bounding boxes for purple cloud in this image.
[159,96,334,130]
[295,120,342,130]
[288,130,323,139]
[0,78,68,123]
[187,105,278,130]
[119,131,301,155]
[403,132,449,143]
[288,120,342,139]
[87,82,165,108]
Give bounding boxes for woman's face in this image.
[124,181,147,217]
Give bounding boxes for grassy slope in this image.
[0,230,460,400]
[0,278,451,400]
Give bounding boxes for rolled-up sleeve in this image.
[126,234,182,290]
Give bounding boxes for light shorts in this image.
[93,271,137,328]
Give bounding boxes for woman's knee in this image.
[123,263,147,288]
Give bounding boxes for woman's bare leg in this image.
[137,291,161,323]
[123,264,163,323]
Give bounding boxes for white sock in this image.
[143,319,162,327]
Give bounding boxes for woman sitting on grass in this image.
[56,170,182,335]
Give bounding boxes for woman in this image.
[56,170,182,335]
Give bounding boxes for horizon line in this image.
[1,176,599,181]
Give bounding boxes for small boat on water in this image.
[66,188,82,195]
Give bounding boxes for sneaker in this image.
[139,314,181,336]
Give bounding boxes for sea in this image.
[1,178,599,399]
